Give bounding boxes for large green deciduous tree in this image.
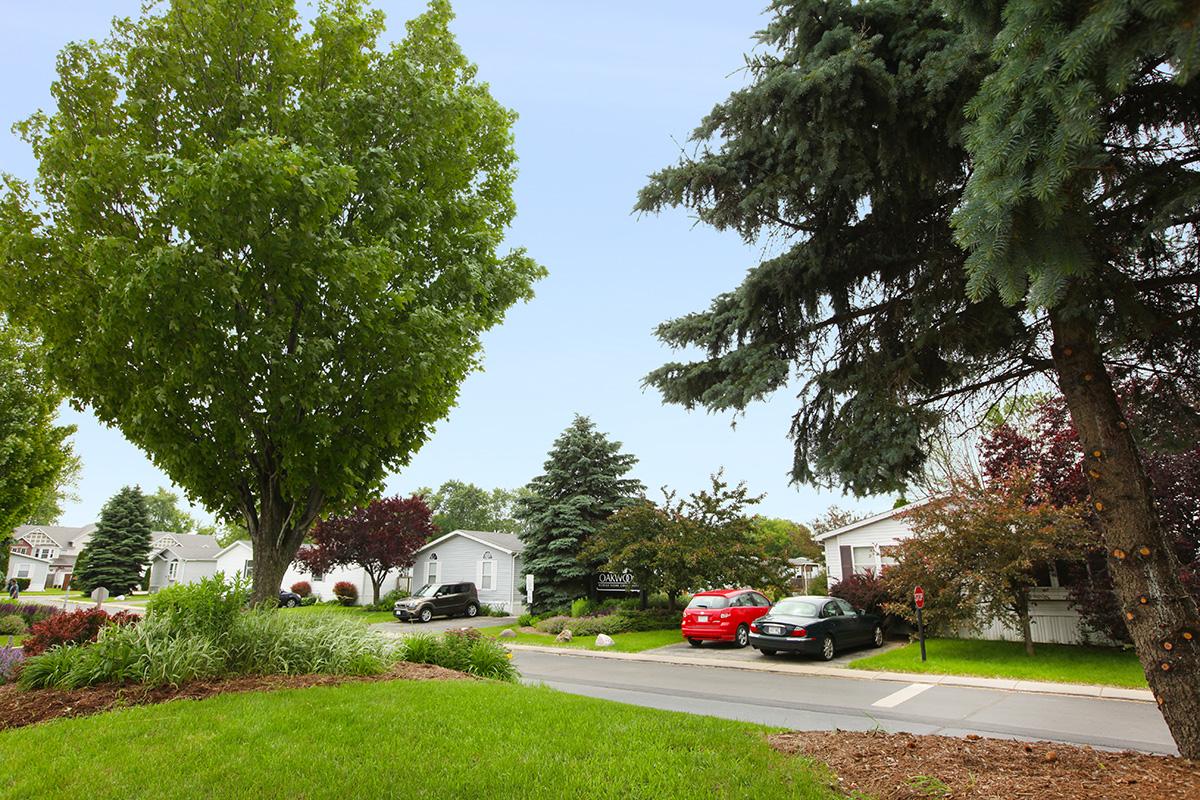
[422,480,524,535]
[0,0,543,605]
[637,0,1200,756]
[144,487,199,534]
[76,485,153,596]
[0,318,75,574]
[517,415,644,612]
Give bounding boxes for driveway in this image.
[652,637,905,667]
[370,616,518,637]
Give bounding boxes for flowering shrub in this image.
[0,646,24,683]
[289,581,312,598]
[0,615,27,636]
[0,602,57,626]
[332,581,358,606]
[23,608,139,656]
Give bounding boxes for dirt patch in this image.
[770,731,1198,800]
[0,661,468,732]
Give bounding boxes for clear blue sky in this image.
[1,1,893,527]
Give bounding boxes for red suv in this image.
[681,588,773,648]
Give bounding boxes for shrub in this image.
[396,629,517,682]
[366,588,410,611]
[830,570,896,619]
[612,608,680,631]
[0,615,27,636]
[300,595,318,606]
[14,578,31,591]
[0,646,24,683]
[23,608,139,656]
[807,573,829,596]
[0,602,57,626]
[225,610,390,676]
[145,573,249,639]
[571,597,601,618]
[482,604,509,617]
[332,581,358,606]
[534,615,571,634]
[290,581,312,598]
[516,612,539,628]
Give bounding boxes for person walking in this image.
[6,577,19,601]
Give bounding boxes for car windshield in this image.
[686,595,729,610]
[412,584,438,598]
[772,599,820,618]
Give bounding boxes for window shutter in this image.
[839,545,852,582]
[476,560,484,591]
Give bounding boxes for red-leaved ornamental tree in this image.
[297,495,435,605]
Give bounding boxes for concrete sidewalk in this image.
[504,643,1154,703]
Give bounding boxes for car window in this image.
[686,595,729,610]
[773,599,819,617]
[730,593,749,607]
[821,602,840,618]
[835,599,856,615]
[752,593,772,607]
[413,584,436,598]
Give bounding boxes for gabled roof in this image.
[149,532,222,561]
[414,529,525,556]
[811,497,933,543]
[12,524,96,549]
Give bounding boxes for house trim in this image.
[413,530,520,556]
[812,497,934,543]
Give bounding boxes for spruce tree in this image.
[76,486,153,595]
[517,416,644,612]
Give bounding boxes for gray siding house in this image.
[410,530,525,613]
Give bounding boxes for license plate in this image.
[765,625,784,635]
[697,615,708,623]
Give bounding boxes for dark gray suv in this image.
[394,582,480,623]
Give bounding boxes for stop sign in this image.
[914,586,925,609]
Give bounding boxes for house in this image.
[787,557,824,593]
[410,530,526,613]
[145,532,235,591]
[814,500,1098,645]
[6,524,98,590]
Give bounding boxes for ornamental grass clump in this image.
[397,629,517,682]
[144,573,250,640]
[226,610,391,676]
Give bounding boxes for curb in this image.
[504,643,1154,703]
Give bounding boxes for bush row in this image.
[534,607,680,636]
[400,629,517,682]
[0,602,58,627]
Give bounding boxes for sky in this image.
[0,1,896,527]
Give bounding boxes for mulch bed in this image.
[770,730,1199,800]
[0,661,467,732]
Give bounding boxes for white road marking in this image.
[871,682,934,708]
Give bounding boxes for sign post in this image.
[525,574,534,606]
[913,585,927,662]
[91,586,109,609]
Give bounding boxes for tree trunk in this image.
[639,588,649,610]
[366,570,386,606]
[1016,591,1035,657]
[243,479,323,608]
[1050,310,1200,759]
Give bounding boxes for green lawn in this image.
[279,603,397,624]
[476,625,682,653]
[0,680,836,800]
[849,638,1147,688]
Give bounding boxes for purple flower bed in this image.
[0,646,24,684]
[0,602,58,626]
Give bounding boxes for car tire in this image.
[734,624,750,648]
[871,625,884,648]
[687,638,703,648]
[464,603,479,618]
[419,607,433,623]
[819,634,835,661]
[285,598,298,608]
[759,648,777,657]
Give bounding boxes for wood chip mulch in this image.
[0,661,467,732]
[770,730,1199,800]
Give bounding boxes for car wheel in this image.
[687,638,703,648]
[419,607,433,623]
[759,649,777,657]
[285,598,298,608]
[819,634,835,661]
[734,624,750,648]
[872,625,884,648]
[464,603,479,618]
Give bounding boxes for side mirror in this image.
[855,609,864,616]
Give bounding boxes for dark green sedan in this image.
[748,595,885,660]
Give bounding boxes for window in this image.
[168,560,179,580]
[426,556,439,586]
[243,560,254,579]
[834,598,856,616]
[821,602,839,618]
[851,546,876,575]
[752,593,772,607]
[731,593,751,607]
[34,547,56,561]
[686,595,729,610]
[879,545,899,570]
[16,564,30,579]
[480,559,495,592]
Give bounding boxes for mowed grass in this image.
[475,625,682,653]
[279,603,396,624]
[849,638,1147,688]
[0,680,836,800]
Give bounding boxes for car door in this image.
[730,592,755,628]
[821,600,854,643]
[747,591,772,624]
[431,585,454,616]
[833,598,869,644]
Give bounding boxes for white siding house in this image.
[146,532,225,591]
[410,530,525,613]
[815,501,1098,645]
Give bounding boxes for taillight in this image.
[719,612,731,619]
[790,627,807,637]
[749,622,758,633]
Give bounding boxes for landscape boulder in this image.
[595,633,615,648]
[555,629,573,643]
[498,628,517,639]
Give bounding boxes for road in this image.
[511,649,1178,755]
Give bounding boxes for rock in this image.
[555,629,573,642]
[595,633,615,647]
[498,628,517,639]
[1043,750,1058,763]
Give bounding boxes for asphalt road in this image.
[511,649,1178,755]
